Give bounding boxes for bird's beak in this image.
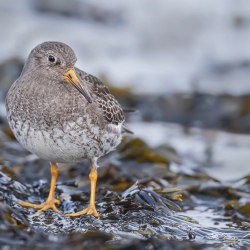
[64,69,92,103]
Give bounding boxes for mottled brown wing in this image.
[77,70,125,126]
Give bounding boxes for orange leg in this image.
[66,161,100,218]
[19,162,61,215]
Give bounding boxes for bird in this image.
[5,41,129,218]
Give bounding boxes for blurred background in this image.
[1,0,250,181]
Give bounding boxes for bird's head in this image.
[24,41,92,103]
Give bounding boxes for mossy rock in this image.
[118,137,169,164]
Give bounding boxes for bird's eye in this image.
[48,55,56,62]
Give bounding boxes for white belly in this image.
[12,121,122,163]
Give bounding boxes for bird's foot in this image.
[66,204,100,219]
[19,198,61,215]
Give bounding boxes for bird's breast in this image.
[5,80,122,163]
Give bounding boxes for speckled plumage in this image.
[5,42,125,164]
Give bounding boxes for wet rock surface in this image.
[1,131,250,249]
[106,77,250,134]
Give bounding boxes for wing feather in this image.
[75,68,125,126]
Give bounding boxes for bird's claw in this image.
[19,198,61,215]
[65,204,100,219]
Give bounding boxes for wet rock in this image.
[97,78,250,133]
[117,137,170,164]
[155,145,182,165]
[236,204,250,219]
[133,93,238,131]
[187,181,241,199]
[2,160,250,249]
